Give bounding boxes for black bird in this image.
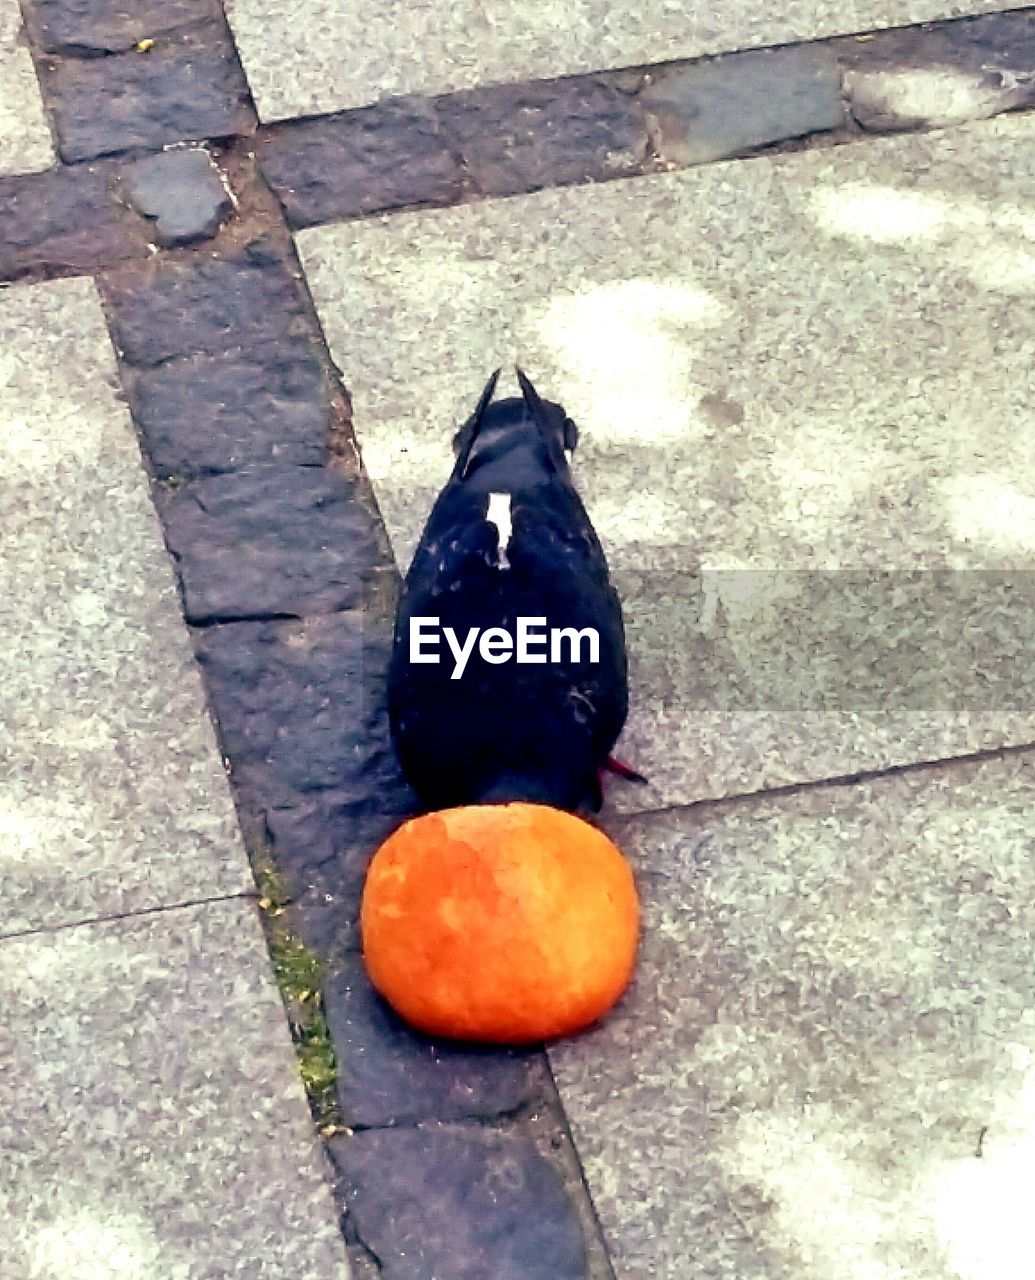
[387,367,642,813]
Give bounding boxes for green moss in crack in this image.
[254,857,344,1132]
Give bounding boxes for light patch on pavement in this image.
[29,1211,165,1280]
[810,182,952,242]
[939,473,1035,555]
[0,0,55,175]
[927,1054,1035,1280]
[536,278,729,446]
[226,0,1009,120]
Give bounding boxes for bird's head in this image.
[451,368,579,485]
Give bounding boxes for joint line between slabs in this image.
[0,889,260,944]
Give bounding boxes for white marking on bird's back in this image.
[486,492,512,569]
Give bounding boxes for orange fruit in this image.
[360,803,639,1044]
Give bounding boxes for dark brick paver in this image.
[120,148,231,247]
[0,161,149,281]
[38,27,255,162]
[332,1126,591,1280]
[122,338,329,478]
[436,76,650,196]
[640,45,845,165]
[258,100,466,228]
[160,466,384,622]
[23,0,220,56]
[326,955,541,1128]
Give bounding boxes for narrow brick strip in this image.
[98,231,610,1276]
[5,10,1035,284]
[0,160,150,280]
[23,0,221,56]
[258,9,1035,228]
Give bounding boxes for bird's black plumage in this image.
[387,368,631,813]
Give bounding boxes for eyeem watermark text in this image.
[409,617,600,680]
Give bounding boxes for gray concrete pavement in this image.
[553,755,1035,1279]
[0,278,247,935]
[0,279,350,1279]
[0,0,54,174]
[1,899,350,1280]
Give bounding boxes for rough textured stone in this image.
[125,338,329,478]
[193,608,416,953]
[261,100,465,228]
[262,788,411,957]
[840,11,1035,131]
[0,162,150,281]
[325,955,538,1128]
[193,608,403,804]
[331,1125,588,1280]
[641,46,845,165]
[0,900,350,1280]
[0,277,249,935]
[161,466,389,622]
[552,754,1035,1279]
[106,240,306,366]
[438,78,649,197]
[120,147,232,247]
[225,0,1008,121]
[23,0,217,54]
[298,115,1035,810]
[41,26,255,163]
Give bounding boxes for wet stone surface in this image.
[260,99,465,228]
[119,147,231,247]
[105,239,307,366]
[331,1125,590,1280]
[40,26,255,162]
[23,0,218,55]
[641,45,845,165]
[123,338,329,479]
[0,161,149,280]
[160,466,389,623]
[325,954,540,1127]
[438,76,650,197]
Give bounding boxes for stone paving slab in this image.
[299,114,1035,808]
[333,1124,589,1280]
[0,277,248,935]
[0,160,152,282]
[226,0,1008,121]
[0,0,55,175]
[0,896,350,1280]
[550,751,1035,1279]
[37,21,255,164]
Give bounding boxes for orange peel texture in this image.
[360,803,639,1044]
